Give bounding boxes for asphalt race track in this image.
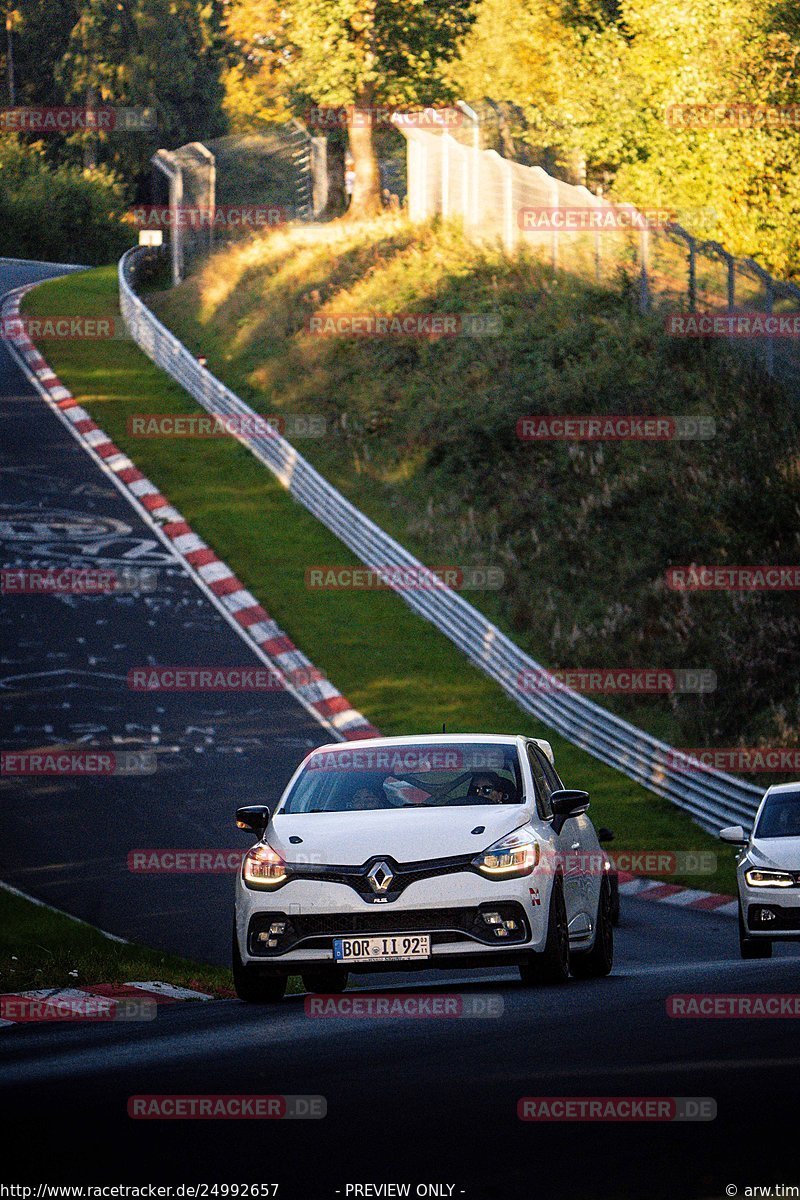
[2,261,799,1200]
[0,260,331,961]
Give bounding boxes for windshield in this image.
[756,790,800,838]
[280,742,524,814]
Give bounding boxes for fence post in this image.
[419,136,428,221]
[441,131,450,219]
[152,149,183,286]
[727,254,736,310]
[639,225,650,312]
[456,100,480,228]
[503,157,514,254]
[688,235,696,312]
[745,258,777,377]
[310,136,328,217]
[289,118,314,220]
[185,142,215,254]
[550,179,559,271]
[591,191,602,282]
[764,277,775,377]
[461,142,470,225]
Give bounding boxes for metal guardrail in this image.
[119,247,763,832]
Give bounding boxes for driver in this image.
[350,785,386,810]
[467,772,513,804]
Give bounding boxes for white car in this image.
[721,782,800,959]
[232,734,614,1001]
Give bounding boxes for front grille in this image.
[288,854,474,903]
[248,903,529,956]
[748,903,800,931]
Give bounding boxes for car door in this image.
[541,748,599,941]
[527,743,593,941]
[525,743,579,931]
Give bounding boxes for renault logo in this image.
[367,861,394,894]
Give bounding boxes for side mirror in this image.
[597,827,615,844]
[236,805,271,835]
[550,789,590,818]
[719,824,748,846]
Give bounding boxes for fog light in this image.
[257,932,270,942]
[505,920,517,930]
[267,938,278,947]
[484,912,502,925]
[269,922,286,934]
[495,927,509,938]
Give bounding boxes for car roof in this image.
[763,781,800,796]
[310,733,524,754]
[306,733,556,765]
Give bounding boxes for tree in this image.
[58,0,227,192]
[220,0,292,131]
[450,0,800,274]
[284,0,479,216]
[0,0,78,110]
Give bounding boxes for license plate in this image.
[333,934,431,963]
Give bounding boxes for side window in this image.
[540,752,562,794]
[527,745,553,820]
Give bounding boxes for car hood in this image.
[749,836,800,870]
[269,806,532,866]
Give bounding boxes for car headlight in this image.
[473,827,540,878]
[242,843,287,889]
[744,867,795,888]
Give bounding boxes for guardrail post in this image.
[687,235,696,311]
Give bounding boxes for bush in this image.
[0,136,134,265]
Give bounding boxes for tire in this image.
[519,876,570,986]
[571,876,614,979]
[739,903,772,960]
[609,873,620,926]
[301,968,349,994]
[232,926,287,1003]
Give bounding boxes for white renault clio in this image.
[721,781,800,959]
[232,734,614,1001]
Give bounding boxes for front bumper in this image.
[740,874,800,938]
[235,871,548,969]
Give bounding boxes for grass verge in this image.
[0,887,235,996]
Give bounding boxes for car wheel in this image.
[301,968,349,994]
[609,873,620,926]
[232,926,288,1003]
[519,875,570,986]
[738,903,772,960]
[571,876,614,979]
